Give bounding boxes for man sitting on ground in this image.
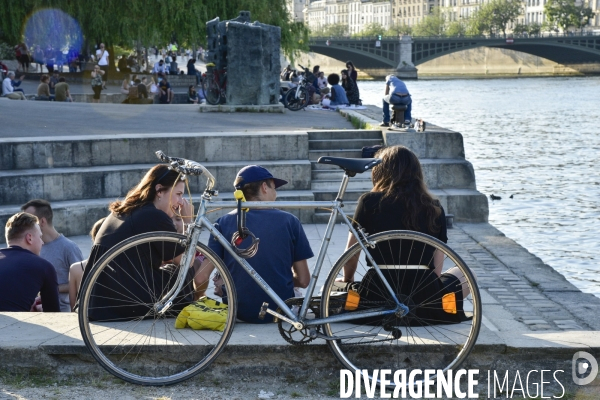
[0,212,60,312]
[54,77,73,102]
[22,199,84,312]
[158,75,174,104]
[2,72,26,100]
[198,165,312,323]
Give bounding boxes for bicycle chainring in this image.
[276,297,321,345]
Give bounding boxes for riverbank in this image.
[291,48,600,79]
[1,102,599,397]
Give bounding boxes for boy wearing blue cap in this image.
[205,165,313,323]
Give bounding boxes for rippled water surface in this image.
[358,77,600,297]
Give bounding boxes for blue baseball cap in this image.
[234,165,288,189]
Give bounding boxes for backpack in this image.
[361,145,383,158]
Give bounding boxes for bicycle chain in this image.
[276,297,322,345]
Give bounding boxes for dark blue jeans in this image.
[382,93,412,123]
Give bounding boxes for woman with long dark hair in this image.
[345,60,358,83]
[83,164,194,320]
[341,69,360,105]
[341,145,472,323]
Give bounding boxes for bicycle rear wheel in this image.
[78,232,236,386]
[285,86,309,111]
[202,75,220,105]
[321,230,481,388]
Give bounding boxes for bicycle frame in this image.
[157,173,409,332]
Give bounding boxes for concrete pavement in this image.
[1,222,600,396]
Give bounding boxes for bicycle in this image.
[78,151,481,387]
[202,63,226,105]
[284,64,313,111]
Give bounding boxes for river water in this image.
[357,77,600,297]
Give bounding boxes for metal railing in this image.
[309,31,600,42]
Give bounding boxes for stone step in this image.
[383,130,466,159]
[0,132,308,170]
[312,189,488,223]
[0,160,311,205]
[308,149,362,161]
[0,190,316,238]
[311,179,372,191]
[308,138,383,151]
[311,159,477,190]
[307,129,382,140]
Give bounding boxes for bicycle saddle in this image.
[317,157,381,174]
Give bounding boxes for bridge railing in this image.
[309,31,600,42]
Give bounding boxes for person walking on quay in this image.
[380,74,412,128]
[22,199,84,312]
[0,212,60,313]
[95,43,110,90]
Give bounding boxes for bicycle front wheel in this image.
[285,86,309,111]
[321,230,481,387]
[78,232,237,386]
[202,75,220,105]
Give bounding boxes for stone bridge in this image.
[309,34,600,72]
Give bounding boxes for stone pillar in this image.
[396,35,418,79]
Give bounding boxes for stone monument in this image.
[206,11,281,105]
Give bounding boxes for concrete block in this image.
[81,172,104,200]
[72,142,92,167]
[109,139,130,164]
[91,140,111,166]
[32,143,51,168]
[14,144,33,169]
[0,144,14,170]
[383,130,465,159]
[103,172,122,198]
[43,174,64,202]
[52,142,73,168]
[62,174,83,202]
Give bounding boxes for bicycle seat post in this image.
[335,172,352,202]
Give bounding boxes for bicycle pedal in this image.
[258,302,269,320]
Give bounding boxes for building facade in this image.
[287,0,307,22]
[304,0,599,35]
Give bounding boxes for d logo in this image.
[572,351,598,385]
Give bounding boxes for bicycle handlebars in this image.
[155,150,216,191]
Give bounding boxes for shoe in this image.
[379,122,390,127]
[404,120,411,125]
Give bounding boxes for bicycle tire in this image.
[285,86,309,111]
[320,230,481,388]
[202,75,220,105]
[78,231,237,386]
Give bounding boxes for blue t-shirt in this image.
[208,209,314,323]
[385,75,409,95]
[330,84,349,105]
[0,246,60,312]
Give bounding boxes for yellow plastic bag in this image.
[175,296,228,331]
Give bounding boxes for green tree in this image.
[490,0,523,37]
[445,21,466,37]
[545,0,579,31]
[528,22,543,35]
[323,23,349,37]
[512,22,529,35]
[0,0,308,62]
[573,1,596,32]
[385,23,412,36]
[466,5,494,36]
[354,22,385,37]
[412,7,446,37]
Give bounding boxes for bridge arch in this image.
[308,35,600,70]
